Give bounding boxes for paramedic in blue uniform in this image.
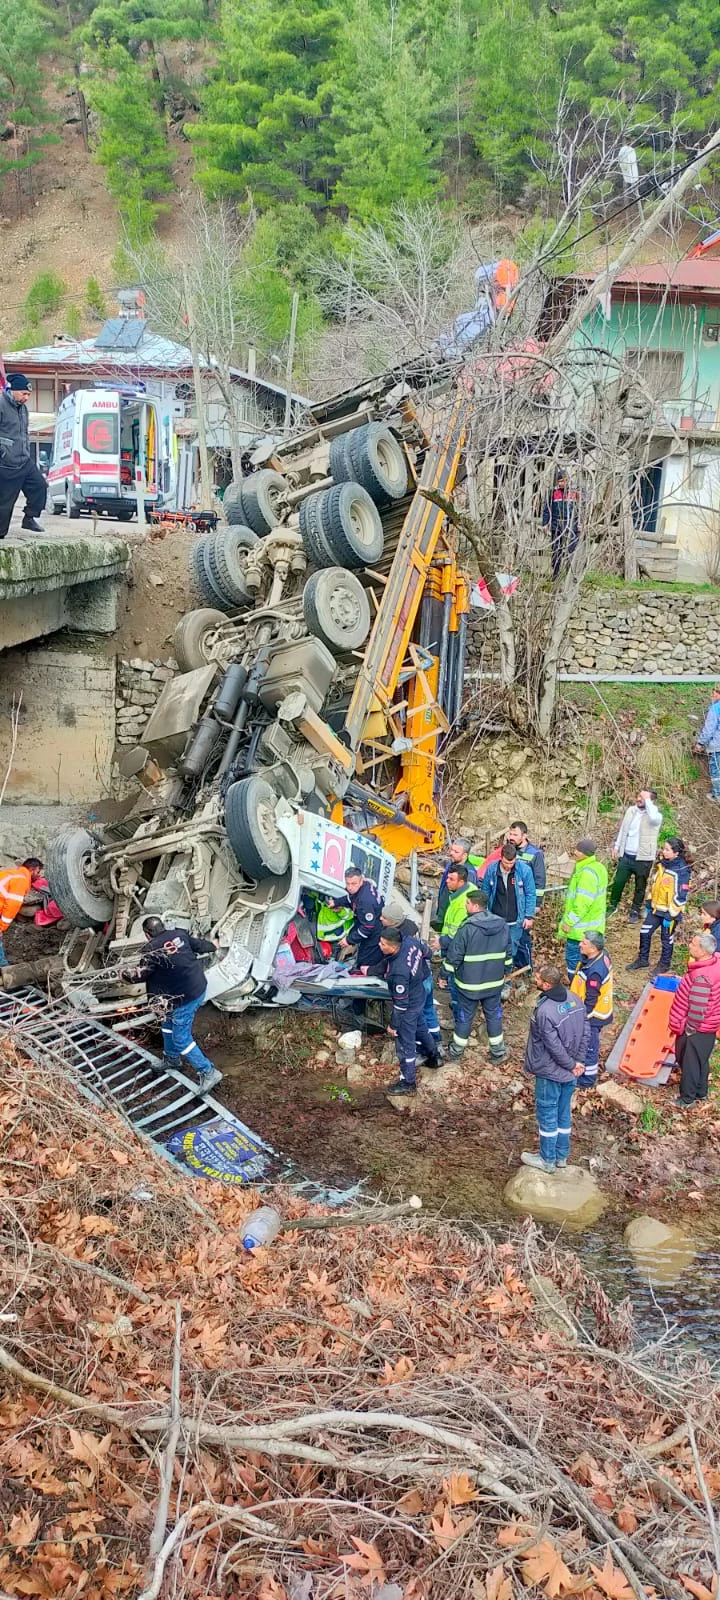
[127,917,222,1093]
[379,925,437,1095]
[332,865,385,971]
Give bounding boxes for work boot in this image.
[555,1157,569,1168]
[520,1152,555,1173]
[422,1055,444,1070]
[628,910,640,922]
[447,1044,464,1060]
[162,1053,182,1069]
[625,958,649,971]
[197,1066,222,1093]
[489,1045,509,1064]
[606,905,619,918]
[21,516,44,532]
[385,1077,416,1096]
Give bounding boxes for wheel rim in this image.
[348,495,375,548]
[256,799,283,856]
[328,581,363,633]
[376,439,395,476]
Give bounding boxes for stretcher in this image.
[605,975,680,1086]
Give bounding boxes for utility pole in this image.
[182,267,213,507]
[283,290,299,439]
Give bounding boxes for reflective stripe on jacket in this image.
[442,910,512,995]
[0,866,32,934]
[570,950,613,1021]
[648,858,690,919]
[440,885,472,953]
[559,856,608,936]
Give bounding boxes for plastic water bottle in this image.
[242,1205,282,1250]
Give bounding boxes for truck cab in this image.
[48,386,173,520]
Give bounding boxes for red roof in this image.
[575,260,720,299]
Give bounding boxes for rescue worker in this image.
[127,917,221,1092]
[669,929,720,1107]
[302,889,354,955]
[627,837,690,975]
[481,841,537,966]
[558,839,608,980]
[0,374,46,538]
[569,930,613,1087]
[0,857,44,967]
[506,820,546,969]
[434,838,482,929]
[333,864,385,971]
[440,887,511,1062]
[608,789,662,921]
[380,925,438,1095]
[694,685,720,801]
[542,467,579,580]
[521,963,589,1173]
[380,900,443,1062]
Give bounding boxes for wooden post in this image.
[283,290,299,439]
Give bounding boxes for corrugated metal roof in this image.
[575,261,720,293]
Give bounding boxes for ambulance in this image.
[48,386,175,520]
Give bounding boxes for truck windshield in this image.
[83,413,119,454]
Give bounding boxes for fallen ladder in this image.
[0,987,268,1181]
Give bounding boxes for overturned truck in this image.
[47,364,473,1008]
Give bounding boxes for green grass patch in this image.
[561,681,709,734]
[583,572,720,595]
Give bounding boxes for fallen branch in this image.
[0,1234,152,1305]
[282,1196,422,1232]
[138,1500,280,1600]
[687,1415,720,1578]
[143,1302,182,1588]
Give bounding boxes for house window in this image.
[625,348,684,401]
[34,379,55,413]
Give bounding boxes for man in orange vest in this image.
[0,857,43,967]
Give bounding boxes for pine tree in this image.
[84,45,173,237]
[190,0,343,209]
[0,0,56,206]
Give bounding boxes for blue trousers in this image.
[0,938,7,969]
[452,989,504,1051]
[565,938,582,980]
[639,911,677,971]
[514,924,533,970]
[160,990,214,1075]
[395,1006,435,1086]
[575,1017,609,1088]
[710,750,720,799]
[421,974,441,1049]
[534,1076,575,1165]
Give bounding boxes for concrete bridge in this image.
[0,531,130,651]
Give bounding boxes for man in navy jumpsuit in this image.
[379,925,437,1095]
[333,865,385,971]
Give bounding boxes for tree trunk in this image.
[535,555,586,739]
[216,369,243,482]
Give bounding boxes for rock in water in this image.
[504,1165,607,1229]
[624,1216,697,1286]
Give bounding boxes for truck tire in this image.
[222,482,247,526]
[299,491,335,568]
[206,526,256,609]
[189,536,234,612]
[303,567,371,655]
[329,433,353,483]
[173,607,226,672]
[46,828,113,929]
[345,422,408,503]
[240,469,286,536]
[225,775,290,879]
[319,482,384,568]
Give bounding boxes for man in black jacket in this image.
[379,925,439,1095]
[521,964,588,1172]
[0,375,46,538]
[129,917,221,1091]
[440,888,511,1062]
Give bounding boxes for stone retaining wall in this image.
[115,657,174,746]
[561,589,720,675]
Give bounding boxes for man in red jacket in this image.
[669,931,720,1107]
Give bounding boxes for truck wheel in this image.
[225,775,290,878]
[222,482,247,526]
[329,433,353,483]
[189,536,234,612]
[240,469,286,536]
[173,607,226,671]
[319,482,384,568]
[299,491,335,568]
[66,485,80,520]
[303,567,371,655]
[207,526,256,609]
[346,422,408,503]
[46,828,113,929]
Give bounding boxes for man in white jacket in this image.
[608,789,662,921]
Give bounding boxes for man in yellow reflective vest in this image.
[569,931,613,1087]
[0,857,44,967]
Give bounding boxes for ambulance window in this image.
[82,413,118,454]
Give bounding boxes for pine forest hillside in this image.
[2,0,720,375]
